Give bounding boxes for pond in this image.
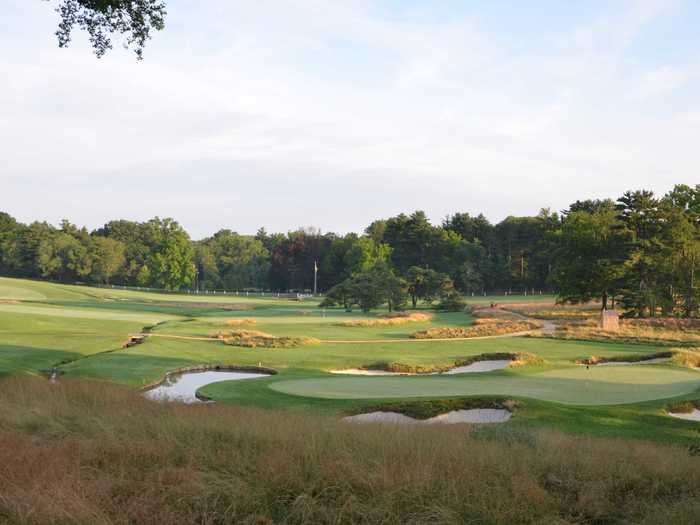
[145,370,270,403]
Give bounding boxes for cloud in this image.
[0,0,698,237]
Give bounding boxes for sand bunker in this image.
[331,360,511,376]
[668,409,700,422]
[443,360,512,374]
[330,368,410,376]
[343,409,511,425]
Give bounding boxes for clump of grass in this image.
[225,317,257,327]
[217,329,319,348]
[3,377,700,524]
[454,352,543,368]
[337,312,432,327]
[666,400,700,414]
[347,397,520,420]
[411,320,541,339]
[363,353,541,374]
[545,320,700,346]
[671,348,700,368]
[577,351,673,366]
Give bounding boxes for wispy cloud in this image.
[0,0,698,236]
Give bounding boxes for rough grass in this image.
[347,397,521,419]
[546,319,700,346]
[2,377,700,524]
[217,329,320,348]
[361,353,542,374]
[666,399,700,414]
[337,312,432,327]
[671,348,700,368]
[225,317,258,327]
[411,320,542,339]
[577,351,674,365]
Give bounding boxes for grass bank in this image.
[3,377,700,524]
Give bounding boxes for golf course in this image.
[3,276,700,444]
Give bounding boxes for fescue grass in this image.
[336,312,432,327]
[346,397,520,419]
[218,329,320,348]
[671,347,700,368]
[361,353,542,374]
[2,377,700,524]
[411,320,541,339]
[577,351,674,365]
[546,319,700,346]
[226,317,258,327]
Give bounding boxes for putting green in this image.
[269,366,700,406]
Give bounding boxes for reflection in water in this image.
[145,370,269,403]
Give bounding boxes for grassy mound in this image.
[577,351,673,365]
[671,348,700,368]
[217,329,319,348]
[548,319,700,346]
[225,317,257,327]
[337,312,432,327]
[4,377,700,524]
[411,320,541,339]
[362,353,541,374]
[347,397,520,419]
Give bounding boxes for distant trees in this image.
[1,183,698,317]
[552,184,700,318]
[321,265,407,313]
[551,209,624,310]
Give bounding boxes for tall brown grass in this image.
[1,377,700,524]
[226,318,258,327]
[216,329,319,348]
[671,347,700,368]
[545,319,700,346]
[337,312,432,327]
[411,320,541,339]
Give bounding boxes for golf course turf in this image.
[3,276,700,444]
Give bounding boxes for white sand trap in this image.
[331,360,512,376]
[426,409,512,424]
[330,369,411,376]
[595,357,670,366]
[443,360,512,374]
[342,411,420,424]
[668,409,700,422]
[343,408,511,425]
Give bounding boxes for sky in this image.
[1,0,699,239]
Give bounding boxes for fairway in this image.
[270,366,700,405]
[2,277,700,443]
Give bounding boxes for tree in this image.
[144,218,195,290]
[344,237,392,277]
[551,210,625,310]
[434,278,467,312]
[405,266,449,308]
[37,232,91,282]
[89,236,126,284]
[54,0,167,59]
[198,230,270,290]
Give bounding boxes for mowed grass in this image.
[269,365,700,405]
[3,277,700,445]
[0,309,146,376]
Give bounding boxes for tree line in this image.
[0,184,698,317]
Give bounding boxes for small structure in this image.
[600,310,620,331]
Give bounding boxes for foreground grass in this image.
[2,377,700,525]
